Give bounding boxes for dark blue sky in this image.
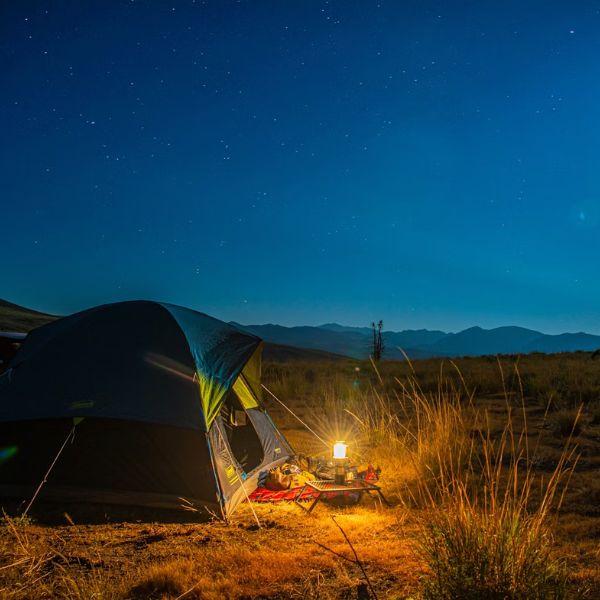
[2,1,600,333]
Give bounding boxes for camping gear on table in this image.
[0,300,293,521]
[248,457,381,505]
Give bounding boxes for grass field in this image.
[1,353,600,598]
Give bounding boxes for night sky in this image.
[2,1,600,333]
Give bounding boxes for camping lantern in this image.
[333,441,347,460]
[333,441,347,484]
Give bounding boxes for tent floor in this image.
[0,498,214,524]
[0,484,221,524]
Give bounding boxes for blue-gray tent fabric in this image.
[0,417,218,510]
[7,304,106,367]
[159,303,261,429]
[0,301,259,431]
[208,410,293,514]
[246,408,294,463]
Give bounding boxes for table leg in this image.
[376,489,390,506]
[306,492,322,514]
[363,488,390,507]
[295,485,308,510]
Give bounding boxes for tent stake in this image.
[21,423,77,519]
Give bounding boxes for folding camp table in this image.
[295,479,389,513]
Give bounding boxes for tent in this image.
[0,300,293,520]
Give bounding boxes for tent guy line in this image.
[261,383,330,449]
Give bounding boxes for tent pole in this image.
[21,423,77,519]
[205,431,228,523]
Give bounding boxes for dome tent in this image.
[0,301,293,520]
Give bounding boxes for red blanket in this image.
[248,486,319,503]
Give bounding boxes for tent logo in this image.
[70,400,95,410]
[225,465,240,485]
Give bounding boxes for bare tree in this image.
[371,320,384,361]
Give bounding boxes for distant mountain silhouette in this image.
[229,322,372,358]
[428,326,544,356]
[526,332,600,353]
[233,322,449,358]
[233,322,600,359]
[2,298,599,360]
[319,323,373,335]
[320,323,447,348]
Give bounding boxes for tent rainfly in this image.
[0,301,293,519]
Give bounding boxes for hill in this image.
[0,299,56,332]
[230,322,372,359]
[260,342,348,362]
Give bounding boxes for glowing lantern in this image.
[333,441,347,460]
[333,441,348,485]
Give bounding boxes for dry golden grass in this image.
[0,503,422,599]
[263,356,600,598]
[1,353,599,598]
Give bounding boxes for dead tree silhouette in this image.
[371,320,384,361]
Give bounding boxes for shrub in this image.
[412,392,579,600]
[418,496,568,600]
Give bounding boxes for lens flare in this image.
[0,446,18,464]
[144,351,196,382]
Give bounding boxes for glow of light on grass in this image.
[296,400,373,463]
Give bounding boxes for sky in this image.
[2,0,600,334]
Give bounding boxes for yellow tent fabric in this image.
[232,374,258,410]
[195,372,229,428]
[194,342,263,427]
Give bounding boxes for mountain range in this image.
[2,298,599,361]
[231,322,600,359]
